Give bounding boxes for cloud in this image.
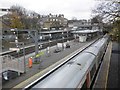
[0,0,97,19]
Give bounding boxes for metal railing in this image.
[1,55,25,74]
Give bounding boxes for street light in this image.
[48,34,51,48]
[11,28,18,44]
[46,32,51,56]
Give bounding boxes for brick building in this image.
[38,13,68,30]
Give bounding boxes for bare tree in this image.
[9,5,28,29]
[71,17,77,20]
[91,15,103,24]
[92,1,120,41]
[10,5,27,16]
[92,1,120,22]
[9,5,40,29]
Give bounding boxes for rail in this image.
[24,36,103,89]
[0,37,73,57]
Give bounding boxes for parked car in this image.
[54,48,61,53]
[66,43,70,48]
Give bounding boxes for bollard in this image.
[28,57,33,68]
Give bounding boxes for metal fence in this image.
[1,55,25,74]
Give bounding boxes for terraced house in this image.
[38,13,68,30]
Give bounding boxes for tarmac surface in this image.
[107,42,120,88]
[2,39,96,89]
[93,41,120,89]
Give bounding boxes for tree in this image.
[72,17,77,20]
[9,5,26,29]
[10,5,27,16]
[10,12,24,29]
[93,1,120,22]
[9,5,40,29]
[111,18,120,41]
[92,1,120,41]
[91,15,103,24]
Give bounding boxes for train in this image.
[24,35,109,89]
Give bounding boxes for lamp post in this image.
[49,33,52,46]
[46,31,51,56]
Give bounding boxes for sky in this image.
[0,0,100,20]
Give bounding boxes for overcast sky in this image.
[0,0,100,20]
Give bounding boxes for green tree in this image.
[111,19,120,41]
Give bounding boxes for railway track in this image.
[1,37,73,58]
[23,36,106,89]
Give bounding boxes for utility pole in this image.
[35,30,39,61]
[28,30,39,62]
[11,29,39,62]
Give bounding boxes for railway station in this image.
[1,1,120,89]
[2,32,119,89]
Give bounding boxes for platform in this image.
[2,38,98,89]
[93,41,120,89]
